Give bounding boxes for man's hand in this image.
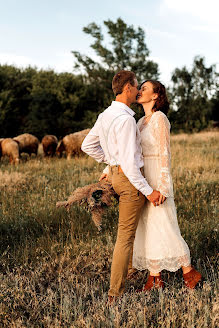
[146,190,161,206]
[99,173,109,181]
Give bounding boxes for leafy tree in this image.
[169,56,218,132]
[24,71,90,139]
[0,65,34,137]
[210,91,219,123]
[0,65,96,139]
[72,17,159,117]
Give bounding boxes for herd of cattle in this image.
[0,129,90,164]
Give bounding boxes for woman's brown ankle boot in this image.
[140,274,164,292]
[183,268,202,289]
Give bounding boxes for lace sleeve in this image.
[152,112,172,197]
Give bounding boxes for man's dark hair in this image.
[112,70,136,96]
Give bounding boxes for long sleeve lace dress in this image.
[133,111,191,273]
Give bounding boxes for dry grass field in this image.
[0,131,218,327]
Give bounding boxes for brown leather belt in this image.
[110,165,144,176]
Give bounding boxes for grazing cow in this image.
[56,129,90,160]
[13,133,39,156]
[0,138,20,164]
[42,135,58,157]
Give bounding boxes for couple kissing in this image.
[81,70,202,303]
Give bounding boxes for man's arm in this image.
[117,117,153,196]
[81,133,106,163]
[117,118,161,205]
[81,116,107,163]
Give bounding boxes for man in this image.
[81,70,161,300]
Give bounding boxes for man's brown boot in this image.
[183,268,202,289]
[107,295,118,306]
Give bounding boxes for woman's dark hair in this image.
[140,80,170,114]
[112,70,136,96]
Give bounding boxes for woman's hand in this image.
[99,173,109,181]
[158,193,166,205]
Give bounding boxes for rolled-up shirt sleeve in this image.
[117,118,153,196]
[81,118,107,163]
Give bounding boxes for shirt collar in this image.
[111,101,135,117]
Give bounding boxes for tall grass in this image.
[0,131,218,327]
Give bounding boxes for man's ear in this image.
[123,82,130,93]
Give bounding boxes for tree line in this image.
[0,18,218,139]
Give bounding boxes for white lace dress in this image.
[133,111,191,273]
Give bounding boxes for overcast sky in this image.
[0,0,218,84]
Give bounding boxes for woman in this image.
[132,80,202,290]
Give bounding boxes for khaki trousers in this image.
[108,166,145,297]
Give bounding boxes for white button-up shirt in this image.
[81,101,153,196]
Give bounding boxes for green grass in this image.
[0,131,218,327]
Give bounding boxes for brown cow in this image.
[56,129,90,160]
[0,138,19,164]
[13,133,39,156]
[42,135,58,157]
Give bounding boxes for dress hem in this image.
[133,257,191,273]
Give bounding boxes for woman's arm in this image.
[153,113,172,198]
